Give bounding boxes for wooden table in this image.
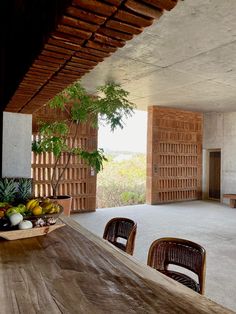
[0,216,234,314]
[223,194,236,208]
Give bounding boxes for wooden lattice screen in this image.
[147,106,203,204]
[32,105,97,213]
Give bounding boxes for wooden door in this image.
[209,151,221,200]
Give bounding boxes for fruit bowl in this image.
[0,220,65,240]
[23,204,64,228]
[24,204,63,220]
[0,198,64,233]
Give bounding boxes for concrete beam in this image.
[2,112,32,178]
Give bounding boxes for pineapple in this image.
[0,178,17,203]
[16,178,32,203]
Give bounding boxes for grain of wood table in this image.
[0,216,234,314]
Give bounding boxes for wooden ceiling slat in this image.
[104,0,122,5]
[66,6,106,25]
[74,51,104,62]
[6,0,179,113]
[34,60,60,70]
[86,40,118,53]
[72,0,117,17]
[141,0,178,11]
[38,55,66,65]
[125,0,163,19]
[25,77,48,84]
[61,16,99,32]
[18,85,39,90]
[41,88,64,93]
[93,33,125,48]
[78,47,111,58]
[48,38,81,50]
[41,50,69,60]
[63,65,89,72]
[98,27,133,41]
[67,61,94,70]
[29,69,52,76]
[25,74,47,80]
[71,56,97,66]
[47,82,68,88]
[44,83,67,90]
[56,24,92,40]
[63,66,88,74]
[44,44,74,55]
[49,86,68,90]
[52,32,84,45]
[30,66,53,72]
[33,64,59,71]
[114,10,153,27]
[23,78,46,84]
[106,19,143,34]
[61,69,84,76]
[56,71,81,77]
[52,79,78,84]
[22,77,44,82]
[56,74,80,80]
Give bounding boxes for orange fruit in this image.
[32,206,43,216]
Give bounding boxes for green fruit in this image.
[0,202,8,207]
[6,207,19,217]
[17,204,26,214]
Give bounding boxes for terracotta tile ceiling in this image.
[6,0,178,114]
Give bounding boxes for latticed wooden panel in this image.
[147,107,203,204]
[32,105,97,213]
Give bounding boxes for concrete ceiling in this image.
[80,0,236,112]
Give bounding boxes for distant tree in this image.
[97,153,146,208]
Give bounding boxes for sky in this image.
[98,110,147,153]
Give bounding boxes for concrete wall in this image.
[203,112,236,204]
[2,112,32,178]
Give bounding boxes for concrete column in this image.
[1,112,32,178]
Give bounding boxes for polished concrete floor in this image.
[73,200,236,312]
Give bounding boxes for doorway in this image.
[209,150,221,200]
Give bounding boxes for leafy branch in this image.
[32,81,135,198]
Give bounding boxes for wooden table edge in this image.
[60,216,235,314]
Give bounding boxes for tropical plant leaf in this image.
[0,178,17,203]
[16,178,32,202]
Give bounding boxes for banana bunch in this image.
[41,202,61,214]
[26,198,61,215]
[26,199,39,210]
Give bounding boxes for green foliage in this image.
[0,178,32,204]
[97,154,146,208]
[15,178,32,203]
[0,178,17,203]
[96,83,134,131]
[79,149,108,173]
[32,81,135,197]
[47,81,135,129]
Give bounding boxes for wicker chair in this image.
[147,238,206,294]
[103,217,137,255]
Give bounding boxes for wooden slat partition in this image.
[32,105,97,213]
[147,106,203,204]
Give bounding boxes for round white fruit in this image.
[18,220,33,230]
[9,213,23,226]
